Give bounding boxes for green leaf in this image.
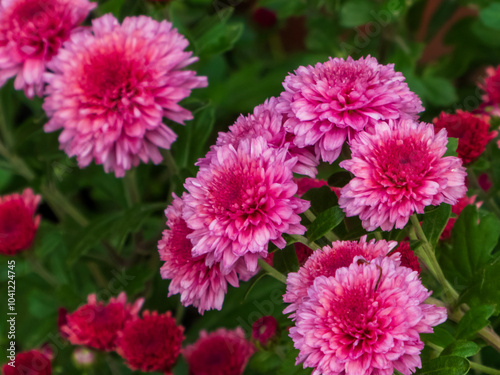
[444,138,459,157]
[272,245,299,274]
[420,76,458,107]
[461,262,500,314]
[422,326,455,348]
[306,206,345,242]
[422,204,451,246]
[302,186,338,215]
[480,2,500,31]
[340,0,377,27]
[441,340,481,358]
[456,305,495,339]
[414,356,470,375]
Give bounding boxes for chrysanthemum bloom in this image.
[184,136,310,274]
[294,243,313,265]
[58,292,144,351]
[2,350,51,375]
[252,316,279,346]
[290,256,447,375]
[0,0,96,98]
[43,14,207,177]
[339,120,467,231]
[182,328,255,375]
[158,194,255,314]
[440,195,480,240]
[433,110,497,165]
[116,311,184,374]
[198,97,318,177]
[277,56,423,163]
[389,241,420,273]
[0,188,41,256]
[481,65,500,115]
[284,236,397,318]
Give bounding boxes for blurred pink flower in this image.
[277,56,423,163]
[2,350,51,375]
[252,315,279,346]
[339,120,467,231]
[290,257,447,375]
[184,136,309,274]
[43,14,207,177]
[0,0,96,98]
[481,65,500,115]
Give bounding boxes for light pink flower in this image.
[0,0,96,98]
[43,14,207,177]
[277,56,423,163]
[284,236,397,319]
[183,136,310,274]
[182,327,255,375]
[198,97,318,177]
[158,194,255,314]
[339,120,467,231]
[290,256,447,375]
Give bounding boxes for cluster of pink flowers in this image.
[2,350,52,375]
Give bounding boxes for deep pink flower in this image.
[481,65,500,115]
[284,236,397,319]
[440,195,480,240]
[339,120,467,231]
[117,311,184,374]
[184,136,310,274]
[294,242,314,265]
[2,350,51,375]
[158,194,255,314]
[58,292,144,351]
[433,110,497,165]
[252,316,279,346]
[0,188,41,256]
[182,328,255,375]
[390,241,420,273]
[290,257,447,375]
[43,14,207,177]
[0,0,96,98]
[198,97,318,177]
[478,173,492,192]
[277,56,423,163]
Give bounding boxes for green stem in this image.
[468,169,500,218]
[0,99,13,149]
[374,231,383,240]
[124,169,141,207]
[25,252,58,287]
[469,362,500,375]
[0,140,35,181]
[258,258,287,284]
[289,234,321,250]
[41,184,89,227]
[304,209,316,222]
[175,303,185,325]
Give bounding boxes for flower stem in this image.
[41,184,89,227]
[258,258,287,284]
[469,362,500,375]
[25,251,58,287]
[289,234,321,250]
[124,169,141,207]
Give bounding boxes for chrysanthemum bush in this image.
[1,1,500,375]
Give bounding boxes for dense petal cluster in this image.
[158,194,254,314]
[182,328,255,375]
[117,311,184,374]
[284,236,397,318]
[339,120,467,231]
[252,316,279,346]
[433,110,497,165]
[0,188,41,256]
[391,241,420,273]
[184,136,309,274]
[43,14,207,177]
[290,257,447,375]
[59,292,144,351]
[2,350,52,375]
[277,56,423,163]
[0,0,96,97]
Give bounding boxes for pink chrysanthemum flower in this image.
[0,0,96,98]
[58,292,144,351]
[0,188,41,256]
[198,97,318,177]
[277,56,423,163]
[182,328,255,375]
[2,350,52,375]
[183,136,310,274]
[440,195,481,240]
[339,120,467,231]
[43,14,207,177]
[433,110,497,165]
[284,236,397,319]
[290,256,447,375]
[117,311,184,374]
[158,194,255,314]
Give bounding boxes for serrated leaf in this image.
[441,340,480,358]
[414,356,470,375]
[272,245,299,274]
[456,305,494,339]
[422,204,451,246]
[306,206,344,242]
[444,138,459,157]
[302,186,338,215]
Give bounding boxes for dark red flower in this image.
[2,350,51,375]
[482,65,500,106]
[252,316,278,346]
[478,173,493,192]
[390,242,420,273]
[253,7,277,28]
[294,243,313,265]
[117,311,184,374]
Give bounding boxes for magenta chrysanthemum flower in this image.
[2,350,52,375]
[277,56,423,163]
[284,236,397,318]
[252,316,279,346]
[183,136,310,274]
[0,188,41,256]
[158,194,255,314]
[59,292,144,351]
[117,311,184,374]
[290,256,447,375]
[182,328,255,375]
[198,97,318,177]
[339,120,467,231]
[390,241,420,273]
[481,65,500,115]
[43,14,207,177]
[0,0,96,98]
